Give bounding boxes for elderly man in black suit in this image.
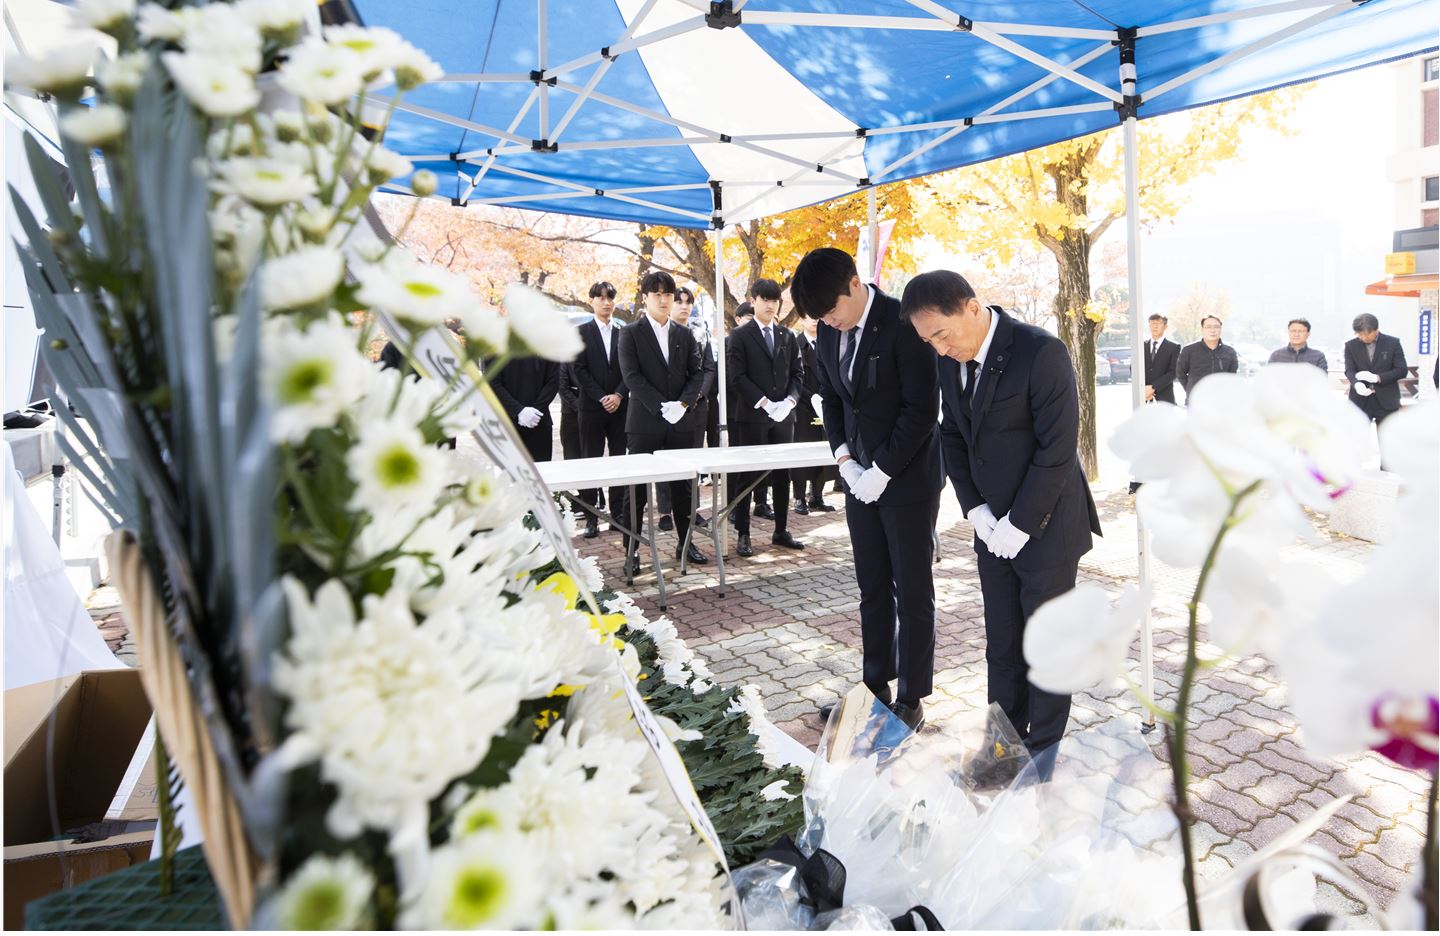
[1142,313,1180,404]
[903,270,1102,754]
[728,278,807,557]
[1344,312,1408,426]
[490,356,559,462]
[573,281,628,538]
[617,271,710,571]
[792,248,942,731]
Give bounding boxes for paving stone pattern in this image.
[573,469,1430,919]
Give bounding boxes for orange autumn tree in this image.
[919,87,1305,479]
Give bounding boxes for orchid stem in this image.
[1169,478,1263,930]
[1424,769,1437,930]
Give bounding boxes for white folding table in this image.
[537,453,698,610]
[653,441,837,592]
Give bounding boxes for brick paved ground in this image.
[573,464,1430,921]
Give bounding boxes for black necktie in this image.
[839,329,856,394]
[961,360,979,410]
[764,326,775,356]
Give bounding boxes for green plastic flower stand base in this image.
[25,845,225,930]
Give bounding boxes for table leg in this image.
[679,474,698,576]
[626,483,637,586]
[647,481,667,611]
[716,470,726,595]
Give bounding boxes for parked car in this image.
[1232,342,1271,379]
[1097,346,1132,382]
[1095,351,1113,385]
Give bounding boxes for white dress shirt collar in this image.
[842,285,877,380]
[647,312,671,364]
[964,306,1001,389]
[595,315,613,356]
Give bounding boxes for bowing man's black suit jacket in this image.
[939,308,1101,569]
[617,316,708,436]
[1143,338,1181,405]
[572,319,629,412]
[814,287,942,506]
[1343,333,1408,413]
[727,319,805,424]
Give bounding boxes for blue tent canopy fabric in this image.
[356,0,1436,229]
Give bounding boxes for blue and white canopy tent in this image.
[353,0,1434,716]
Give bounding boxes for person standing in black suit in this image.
[903,270,1102,754]
[617,271,710,571]
[727,278,806,557]
[792,314,838,515]
[1142,314,1180,404]
[573,282,628,538]
[792,249,942,731]
[489,356,559,462]
[677,286,721,449]
[557,360,582,459]
[1344,313,1408,426]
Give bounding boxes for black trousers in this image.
[975,548,1078,752]
[705,391,720,448]
[1354,397,1396,425]
[579,405,628,519]
[846,489,939,704]
[517,419,552,462]
[732,420,794,535]
[559,405,582,460]
[793,462,837,503]
[625,429,694,554]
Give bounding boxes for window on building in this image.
[1425,55,1440,83]
[1426,175,1440,203]
[1426,88,1439,147]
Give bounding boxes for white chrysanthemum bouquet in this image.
[7,2,739,928]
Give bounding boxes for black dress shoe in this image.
[793,500,810,516]
[754,504,776,521]
[890,700,926,732]
[809,497,837,513]
[736,534,754,558]
[680,542,709,564]
[818,702,836,721]
[694,513,709,529]
[622,555,641,577]
[772,531,805,550]
[583,521,599,539]
[658,514,674,532]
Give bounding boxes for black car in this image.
[1097,346,1132,382]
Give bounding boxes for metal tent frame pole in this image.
[1119,32,1158,734]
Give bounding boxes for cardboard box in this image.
[4,669,157,928]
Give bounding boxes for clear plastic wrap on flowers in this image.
[811,904,895,930]
[795,684,1186,930]
[732,859,816,931]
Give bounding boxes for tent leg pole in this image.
[866,186,878,282]
[1120,56,1156,734]
[714,224,730,570]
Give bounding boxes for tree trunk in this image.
[1044,145,1103,482]
[675,228,740,323]
[634,226,657,315]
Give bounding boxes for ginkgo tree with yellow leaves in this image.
[920,87,1304,480]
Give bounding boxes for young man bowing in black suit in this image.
[727,278,807,557]
[573,281,628,538]
[903,271,1101,755]
[792,248,943,732]
[616,271,710,572]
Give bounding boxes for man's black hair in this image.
[734,301,754,321]
[675,285,696,304]
[1200,314,1223,327]
[1288,317,1311,332]
[589,281,617,300]
[789,248,858,320]
[639,270,677,296]
[1147,313,1167,324]
[1352,313,1379,333]
[899,270,977,322]
[749,278,783,302]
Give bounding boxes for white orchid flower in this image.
[1023,583,1149,694]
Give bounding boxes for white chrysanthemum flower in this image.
[5,41,96,95]
[234,0,307,38]
[410,168,437,197]
[277,38,367,105]
[182,6,263,74]
[274,853,374,930]
[365,145,412,185]
[452,458,524,530]
[136,3,189,40]
[162,52,258,117]
[262,314,367,443]
[96,51,150,104]
[357,250,477,328]
[214,156,317,207]
[59,103,127,148]
[474,587,613,701]
[503,284,584,362]
[401,831,544,929]
[273,580,523,845]
[322,24,439,89]
[346,418,451,513]
[545,893,636,930]
[75,0,135,32]
[461,306,508,357]
[260,246,344,311]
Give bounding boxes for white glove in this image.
[766,398,796,422]
[660,401,686,424]
[966,503,998,544]
[811,394,824,420]
[850,465,891,504]
[517,406,543,428]
[754,396,772,411]
[1355,370,1380,384]
[1353,382,1375,397]
[987,513,1031,559]
[839,459,865,490]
